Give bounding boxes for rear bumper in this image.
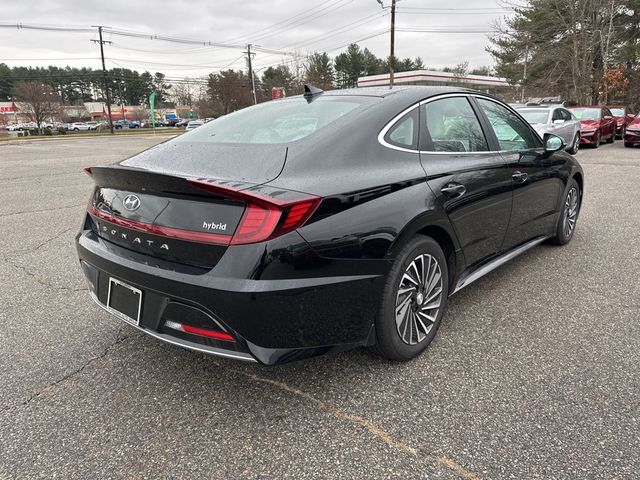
[76,229,385,365]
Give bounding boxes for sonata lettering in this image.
[95,221,169,252]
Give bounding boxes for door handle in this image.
[512,171,528,183]
[441,183,466,197]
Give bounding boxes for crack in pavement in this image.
[0,203,84,219]
[0,325,131,414]
[1,226,84,291]
[2,258,86,292]
[218,364,481,480]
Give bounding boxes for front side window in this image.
[421,97,488,152]
[610,108,625,116]
[476,98,542,151]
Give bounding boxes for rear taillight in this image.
[187,178,321,245]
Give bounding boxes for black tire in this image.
[624,142,632,148]
[548,178,580,245]
[607,130,615,143]
[567,133,580,154]
[374,236,449,361]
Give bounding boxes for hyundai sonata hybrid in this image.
[76,86,584,365]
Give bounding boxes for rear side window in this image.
[476,98,542,151]
[421,97,488,152]
[384,109,418,150]
[178,97,371,144]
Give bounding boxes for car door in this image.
[418,95,513,268]
[602,108,615,139]
[551,108,573,145]
[474,97,565,250]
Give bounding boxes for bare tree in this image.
[13,81,62,132]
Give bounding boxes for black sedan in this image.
[76,86,584,365]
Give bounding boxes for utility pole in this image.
[245,44,257,105]
[92,26,114,134]
[521,43,529,104]
[390,0,396,89]
[377,0,397,89]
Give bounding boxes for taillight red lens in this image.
[187,178,321,246]
[231,204,282,245]
[230,198,321,245]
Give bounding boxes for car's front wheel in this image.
[549,179,580,245]
[568,133,580,154]
[375,236,449,361]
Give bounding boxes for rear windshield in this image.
[570,108,601,120]
[518,109,550,124]
[177,96,371,144]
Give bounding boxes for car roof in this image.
[313,85,483,102]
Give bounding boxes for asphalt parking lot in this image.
[1,136,638,479]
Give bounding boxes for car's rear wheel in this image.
[549,179,580,245]
[374,236,449,361]
[625,142,632,148]
[568,133,580,154]
[607,130,615,143]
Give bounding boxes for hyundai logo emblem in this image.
[122,194,141,211]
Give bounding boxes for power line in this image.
[221,0,352,44]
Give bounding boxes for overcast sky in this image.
[0,0,512,78]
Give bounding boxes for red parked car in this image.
[568,107,617,148]
[624,113,640,148]
[606,105,636,138]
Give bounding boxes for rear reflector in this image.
[164,320,235,342]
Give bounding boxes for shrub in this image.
[58,127,66,135]
[44,127,53,136]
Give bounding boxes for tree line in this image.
[488,0,640,107]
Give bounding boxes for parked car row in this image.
[514,103,638,150]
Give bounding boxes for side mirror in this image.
[553,119,564,124]
[603,115,613,120]
[543,133,565,152]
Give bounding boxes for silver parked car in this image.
[515,106,581,154]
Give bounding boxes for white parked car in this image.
[515,106,581,154]
[185,120,204,131]
[69,122,92,131]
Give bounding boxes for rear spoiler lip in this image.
[85,165,319,205]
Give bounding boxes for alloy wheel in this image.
[563,187,579,238]
[395,254,443,345]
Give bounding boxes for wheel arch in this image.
[387,212,463,291]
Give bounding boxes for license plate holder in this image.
[107,278,142,326]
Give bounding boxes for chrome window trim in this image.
[377,103,421,154]
[378,92,546,156]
